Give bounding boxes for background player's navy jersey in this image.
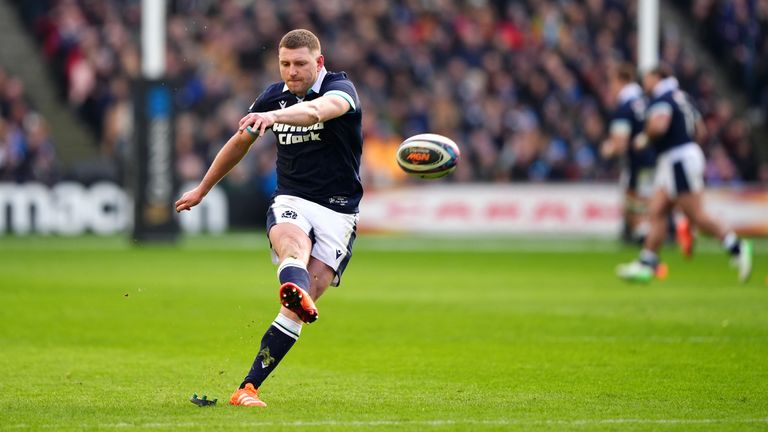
[610,87,655,174]
[647,88,700,154]
[249,69,363,214]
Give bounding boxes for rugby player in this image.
[176,29,362,407]
[602,64,694,255]
[616,65,752,283]
[601,63,657,244]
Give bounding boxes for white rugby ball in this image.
[395,133,461,179]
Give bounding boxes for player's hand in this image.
[633,133,649,150]
[238,112,277,137]
[600,139,615,159]
[175,187,205,212]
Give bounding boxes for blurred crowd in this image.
[9,0,768,189]
[684,0,768,111]
[0,66,57,183]
[682,0,768,184]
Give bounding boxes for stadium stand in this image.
[0,66,57,184]
[675,0,768,183]
[680,0,767,111]
[8,0,767,188]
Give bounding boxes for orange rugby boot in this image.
[230,383,266,407]
[279,282,318,323]
[676,217,694,259]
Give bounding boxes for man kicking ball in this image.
[176,29,363,407]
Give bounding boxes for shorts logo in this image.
[329,196,348,206]
[335,249,343,259]
[281,210,298,219]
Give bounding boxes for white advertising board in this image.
[359,184,768,236]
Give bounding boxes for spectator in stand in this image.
[10,0,765,187]
[0,66,57,184]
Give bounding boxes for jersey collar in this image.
[617,82,642,104]
[652,77,679,98]
[282,67,327,97]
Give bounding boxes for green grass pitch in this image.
[0,234,766,431]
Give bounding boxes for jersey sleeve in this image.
[324,79,360,113]
[609,105,633,137]
[647,100,673,118]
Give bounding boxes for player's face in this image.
[279,47,323,97]
[642,73,660,94]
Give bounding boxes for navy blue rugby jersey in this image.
[609,84,655,172]
[646,87,700,155]
[248,68,363,214]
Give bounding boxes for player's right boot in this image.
[230,383,266,407]
[675,217,694,259]
[732,240,753,283]
[616,260,668,283]
[279,282,318,323]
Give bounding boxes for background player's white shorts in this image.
[267,195,358,287]
[654,142,705,198]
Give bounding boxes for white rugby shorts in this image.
[654,142,705,198]
[266,195,358,286]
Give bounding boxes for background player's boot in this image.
[732,240,753,283]
[279,282,318,323]
[230,383,266,407]
[616,261,667,282]
[675,217,694,259]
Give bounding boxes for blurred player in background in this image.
[601,63,657,244]
[616,65,752,283]
[602,64,694,255]
[176,29,363,407]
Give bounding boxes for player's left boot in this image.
[616,260,668,282]
[279,282,318,323]
[675,217,694,259]
[732,240,753,283]
[230,383,266,407]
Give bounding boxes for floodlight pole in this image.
[638,0,659,75]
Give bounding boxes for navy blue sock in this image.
[241,314,301,389]
[278,258,311,292]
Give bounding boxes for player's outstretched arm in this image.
[238,94,351,136]
[602,130,630,158]
[175,131,256,212]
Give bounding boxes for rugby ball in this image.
[396,133,460,179]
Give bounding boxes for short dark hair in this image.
[279,29,321,53]
[615,63,636,83]
[648,63,674,79]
